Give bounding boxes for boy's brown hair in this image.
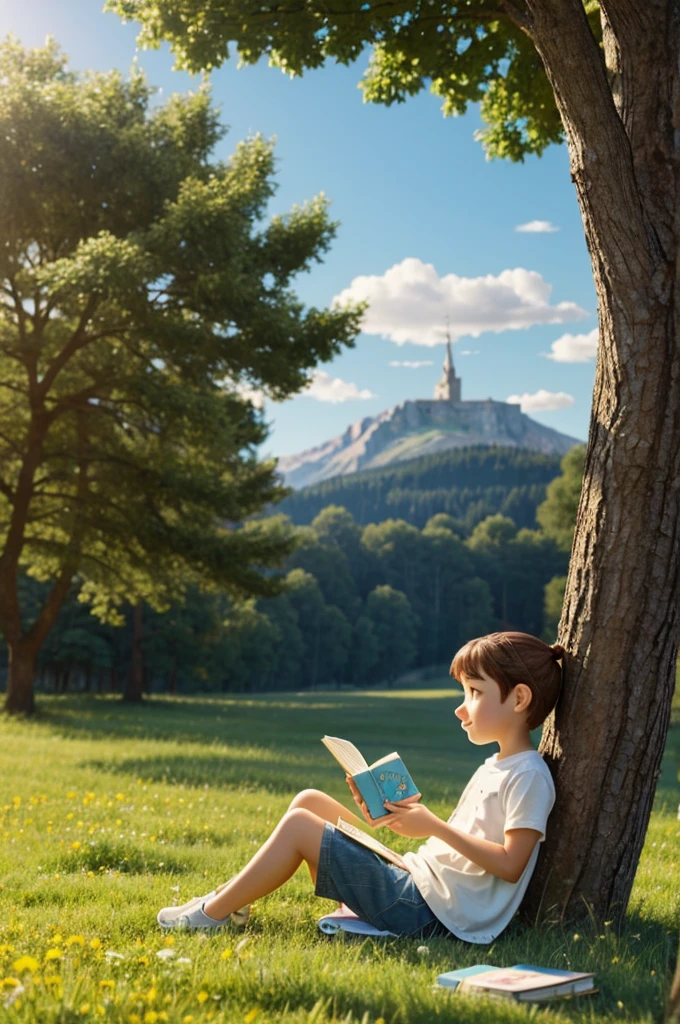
[451,631,565,730]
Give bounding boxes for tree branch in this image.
[36,294,100,401]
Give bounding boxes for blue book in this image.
[321,735,420,819]
[436,965,498,990]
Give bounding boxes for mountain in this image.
[278,396,583,490]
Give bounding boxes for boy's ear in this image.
[513,683,533,714]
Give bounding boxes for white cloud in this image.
[542,328,598,362]
[234,382,266,409]
[389,360,434,368]
[459,350,480,356]
[515,220,560,233]
[332,258,587,347]
[302,370,376,404]
[506,389,575,413]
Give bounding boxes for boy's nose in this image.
[454,705,466,721]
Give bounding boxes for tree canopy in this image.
[0,37,361,711]
[109,0,600,161]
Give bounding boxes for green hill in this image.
[277,445,563,530]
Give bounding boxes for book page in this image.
[369,751,400,770]
[321,736,369,776]
[335,817,409,871]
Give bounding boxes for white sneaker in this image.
[158,901,250,931]
[156,891,216,927]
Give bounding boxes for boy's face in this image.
[454,670,527,747]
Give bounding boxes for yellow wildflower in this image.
[12,956,39,974]
[244,1010,260,1023]
[71,841,82,851]
[66,936,86,947]
[144,1013,159,1024]
[99,980,115,990]
[197,991,209,1005]
[128,1015,141,1024]
[1,978,21,989]
[44,948,63,961]
[79,1003,91,1014]
[89,938,102,950]
[220,949,233,960]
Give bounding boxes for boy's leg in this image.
[287,788,363,830]
[203,808,325,921]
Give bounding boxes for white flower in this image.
[156,948,175,960]
[105,950,125,961]
[3,984,25,1008]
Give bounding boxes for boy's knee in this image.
[288,789,323,811]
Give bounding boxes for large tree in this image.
[109,1,680,945]
[0,38,361,714]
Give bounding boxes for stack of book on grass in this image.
[436,964,597,1003]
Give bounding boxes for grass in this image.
[0,682,677,1024]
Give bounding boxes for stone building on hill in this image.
[278,340,583,489]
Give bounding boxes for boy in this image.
[158,631,562,943]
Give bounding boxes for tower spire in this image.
[433,317,461,403]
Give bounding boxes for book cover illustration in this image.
[321,735,420,819]
[437,964,596,1002]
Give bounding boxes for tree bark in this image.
[517,0,680,926]
[668,934,680,1024]
[4,640,38,715]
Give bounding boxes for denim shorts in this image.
[314,822,453,938]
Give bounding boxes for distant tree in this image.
[419,523,494,663]
[120,0,680,935]
[543,575,567,641]
[0,40,360,714]
[282,569,351,687]
[366,585,419,685]
[361,520,423,603]
[285,530,360,621]
[221,602,280,693]
[536,446,586,552]
[424,513,465,536]
[345,615,379,686]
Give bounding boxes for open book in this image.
[321,735,420,819]
[335,817,409,872]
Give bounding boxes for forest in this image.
[1,446,583,696]
[277,446,563,530]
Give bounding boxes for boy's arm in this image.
[382,801,540,883]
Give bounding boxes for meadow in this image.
[0,681,677,1024]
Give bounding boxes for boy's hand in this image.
[345,775,384,829]
[381,800,441,838]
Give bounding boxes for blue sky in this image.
[2,1,597,457]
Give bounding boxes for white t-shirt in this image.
[403,749,555,944]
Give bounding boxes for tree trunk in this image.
[4,640,38,715]
[123,601,145,703]
[519,0,680,926]
[668,936,680,1024]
